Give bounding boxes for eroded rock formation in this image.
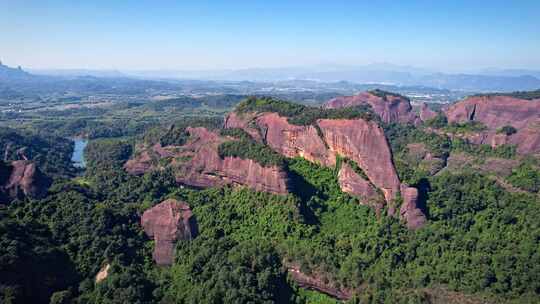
[141,199,198,266]
[225,111,426,228]
[255,113,335,166]
[399,185,426,230]
[445,95,540,154]
[324,91,419,124]
[318,118,401,202]
[337,163,382,208]
[419,103,438,122]
[125,127,290,195]
[0,160,50,204]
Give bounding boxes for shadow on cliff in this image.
[415,178,431,219]
[287,170,323,226]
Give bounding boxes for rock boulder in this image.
[0,160,50,204]
[141,199,198,266]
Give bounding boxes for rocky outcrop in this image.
[0,160,50,204]
[337,163,382,208]
[224,111,263,142]
[95,264,110,283]
[141,199,198,266]
[318,118,402,202]
[125,127,290,195]
[324,91,419,124]
[255,113,336,166]
[225,111,426,228]
[445,95,540,154]
[419,103,438,122]
[399,185,426,230]
[287,265,353,300]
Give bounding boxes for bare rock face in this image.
[225,111,426,228]
[125,127,290,195]
[445,96,540,154]
[176,127,289,194]
[0,160,50,203]
[324,91,419,124]
[141,199,198,266]
[338,163,382,208]
[224,111,263,142]
[419,103,438,122]
[399,185,426,230]
[318,119,401,202]
[256,113,336,166]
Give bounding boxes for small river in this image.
[71,138,88,168]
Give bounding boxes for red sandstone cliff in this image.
[125,127,289,195]
[254,113,336,166]
[317,118,401,202]
[337,163,382,208]
[224,111,426,228]
[324,91,419,124]
[444,95,540,154]
[0,160,50,203]
[141,199,198,265]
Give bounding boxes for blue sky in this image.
[1,0,539,71]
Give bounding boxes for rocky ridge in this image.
[124,127,290,195]
[444,95,540,155]
[324,90,420,124]
[225,106,426,229]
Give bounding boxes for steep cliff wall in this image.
[225,110,426,228]
[125,127,290,195]
[255,113,335,166]
[317,118,401,202]
[337,163,382,208]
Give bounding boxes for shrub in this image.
[218,140,285,168]
[368,89,410,101]
[497,125,517,136]
[507,163,540,192]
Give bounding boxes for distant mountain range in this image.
[4,62,540,92]
[120,63,540,92]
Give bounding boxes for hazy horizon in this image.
[2,1,540,71]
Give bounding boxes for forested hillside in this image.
[1,94,539,304]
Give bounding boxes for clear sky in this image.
[1,0,539,71]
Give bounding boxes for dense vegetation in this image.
[473,89,540,100]
[0,128,75,177]
[451,139,517,159]
[235,96,376,126]
[146,117,223,146]
[368,89,410,101]
[1,92,540,303]
[497,125,518,136]
[506,160,540,193]
[218,128,286,168]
